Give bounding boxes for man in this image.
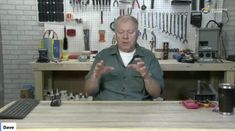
[84,15,164,100]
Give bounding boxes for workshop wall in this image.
[0,0,44,104]
[44,0,195,53]
[0,23,3,107]
[223,0,235,56]
[0,0,234,104]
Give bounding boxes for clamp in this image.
[132,0,140,8]
[113,0,119,6]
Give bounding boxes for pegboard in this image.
[41,0,224,54]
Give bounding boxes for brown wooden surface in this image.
[1,101,235,131]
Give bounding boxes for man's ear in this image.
[115,33,117,39]
[136,30,140,39]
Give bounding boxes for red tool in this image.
[99,30,106,43]
[67,29,76,37]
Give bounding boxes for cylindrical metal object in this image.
[163,42,169,60]
[218,83,235,115]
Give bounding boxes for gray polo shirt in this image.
[85,44,164,100]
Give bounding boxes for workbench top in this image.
[31,59,235,71]
[1,101,235,131]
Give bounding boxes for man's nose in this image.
[123,32,129,39]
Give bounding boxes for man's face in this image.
[116,20,138,52]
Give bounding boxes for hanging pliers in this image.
[132,0,140,9]
[142,28,147,40]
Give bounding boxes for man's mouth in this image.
[122,42,129,44]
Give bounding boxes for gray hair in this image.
[114,15,139,32]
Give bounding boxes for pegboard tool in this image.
[63,26,68,50]
[99,30,106,43]
[132,0,140,8]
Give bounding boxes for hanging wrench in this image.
[148,12,151,28]
[162,12,165,33]
[155,12,158,28]
[159,12,161,31]
[180,13,184,41]
[173,13,177,37]
[165,12,169,34]
[144,12,147,27]
[151,12,154,28]
[183,13,188,44]
[169,13,173,36]
[176,13,180,39]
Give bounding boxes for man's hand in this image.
[127,58,150,79]
[92,60,114,79]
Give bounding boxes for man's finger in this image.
[127,64,138,70]
[104,66,114,73]
[134,58,143,63]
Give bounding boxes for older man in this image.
[84,15,164,100]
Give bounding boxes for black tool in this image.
[63,26,68,50]
[50,90,61,107]
[163,42,169,60]
[37,49,49,63]
[83,29,90,50]
[50,98,61,106]
[101,11,103,24]
[190,11,202,28]
[151,0,154,9]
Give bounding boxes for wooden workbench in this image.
[1,101,235,131]
[31,59,235,100]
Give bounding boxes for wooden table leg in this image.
[224,71,235,85]
[34,71,43,100]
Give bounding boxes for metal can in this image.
[218,83,235,115]
[90,50,98,62]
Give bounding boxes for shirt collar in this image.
[109,44,145,57]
